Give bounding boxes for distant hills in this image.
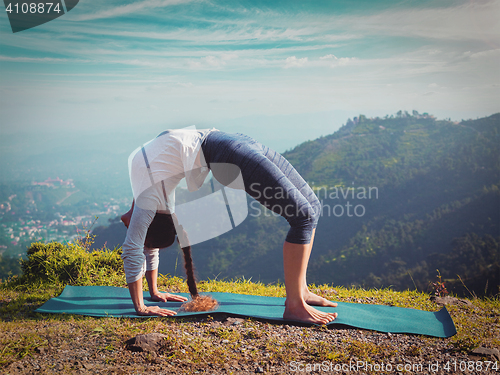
[291,112,500,296]
[93,112,500,296]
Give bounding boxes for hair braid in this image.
[180,242,198,298]
[173,219,198,298]
[172,213,218,312]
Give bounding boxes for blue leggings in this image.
[201,131,320,244]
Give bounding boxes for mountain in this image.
[290,113,500,295]
[91,112,500,296]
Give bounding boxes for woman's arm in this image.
[122,198,184,316]
[145,268,188,303]
[128,277,178,316]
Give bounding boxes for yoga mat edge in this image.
[35,286,456,338]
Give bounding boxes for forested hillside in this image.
[296,113,499,295]
[93,112,499,296]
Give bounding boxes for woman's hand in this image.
[150,292,188,303]
[136,305,178,317]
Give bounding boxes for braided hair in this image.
[146,212,218,311]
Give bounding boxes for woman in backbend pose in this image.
[120,128,338,325]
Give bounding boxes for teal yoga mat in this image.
[36,286,456,338]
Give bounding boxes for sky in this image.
[0,0,499,153]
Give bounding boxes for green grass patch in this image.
[0,241,499,371]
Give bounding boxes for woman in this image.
[121,128,337,325]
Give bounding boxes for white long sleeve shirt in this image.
[121,127,217,283]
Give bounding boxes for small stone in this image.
[256,366,264,373]
[224,317,244,326]
[471,347,500,361]
[35,347,46,354]
[325,288,338,295]
[430,296,473,306]
[126,333,168,352]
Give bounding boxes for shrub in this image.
[19,242,125,287]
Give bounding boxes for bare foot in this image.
[283,299,337,325]
[285,289,338,308]
[304,289,337,308]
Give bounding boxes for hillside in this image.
[89,112,500,297]
[0,242,499,374]
[0,179,127,263]
[289,112,500,295]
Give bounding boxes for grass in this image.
[0,241,499,373]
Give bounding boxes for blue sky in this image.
[1,0,499,152]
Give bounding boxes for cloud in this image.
[177,82,194,88]
[284,56,308,69]
[220,53,239,61]
[317,55,357,68]
[203,56,225,67]
[187,60,202,69]
[2,0,499,128]
[320,54,337,60]
[201,53,238,68]
[334,57,357,67]
[74,0,194,21]
[346,1,500,43]
[464,48,500,61]
[185,54,239,70]
[109,59,161,68]
[0,56,87,63]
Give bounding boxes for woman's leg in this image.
[283,238,337,324]
[299,229,337,307]
[261,147,336,309]
[253,149,337,323]
[203,132,337,323]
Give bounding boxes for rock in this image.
[35,347,46,354]
[224,317,244,326]
[471,347,500,361]
[256,366,264,373]
[126,333,168,353]
[430,296,473,306]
